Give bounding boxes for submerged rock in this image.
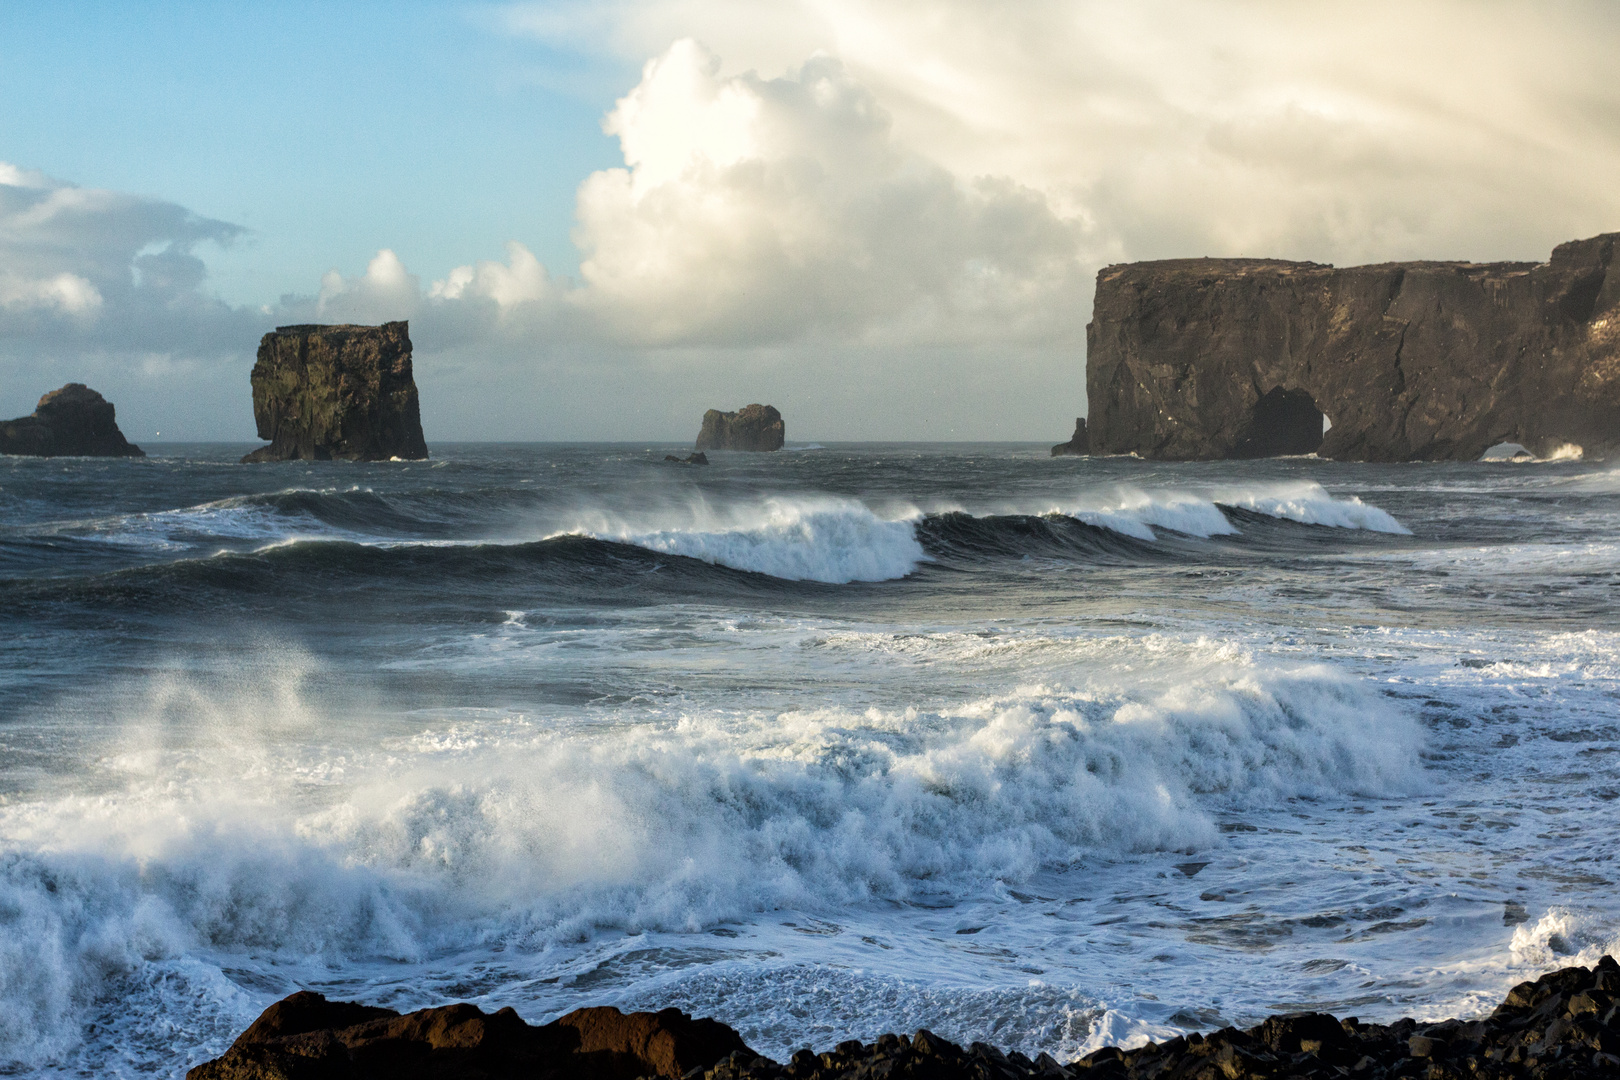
[1050,417,1088,456]
[1086,233,1620,461]
[665,451,711,464]
[0,384,144,457]
[194,957,1620,1079]
[696,404,784,452]
[241,321,428,463]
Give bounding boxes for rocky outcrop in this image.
[187,993,753,1080]
[195,958,1620,1080]
[242,322,427,463]
[696,404,784,452]
[0,384,143,457]
[1086,233,1620,461]
[1050,417,1088,456]
[665,452,710,465]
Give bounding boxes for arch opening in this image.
[1232,387,1324,458]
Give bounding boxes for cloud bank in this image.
[5,1,1619,440]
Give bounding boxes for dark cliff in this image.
[242,322,428,463]
[1085,233,1620,461]
[0,384,144,457]
[695,404,784,451]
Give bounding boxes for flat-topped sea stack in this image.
[695,404,784,451]
[1086,232,1620,461]
[242,321,428,463]
[0,384,144,457]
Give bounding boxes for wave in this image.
[0,642,1423,1066]
[567,497,927,583]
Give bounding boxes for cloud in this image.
[508,0,1620,265]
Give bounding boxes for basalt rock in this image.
[1086,233,1620,461]
[187,993,754,1080]
[196,958,1620,1080]
[696,404,784,452]
[0,384,144,457]
[665,452,711,465]
[1051,417,1089,457]
[242,322,428,463]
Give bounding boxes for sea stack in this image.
[0,384,144,457]
[241,321,428,463]
[1050,417,1088,457]
[695,404,784,452]
[1084,232,1620,461]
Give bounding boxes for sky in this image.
[3,1,1619,442]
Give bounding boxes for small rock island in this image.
[0,384,144,457]
[695,404,784,452]
[1085,232,1619,461]
[1050,417,1088,457]
[242,321,428,463]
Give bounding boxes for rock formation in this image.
[187,992,753,1080]
[1085,233,1620,461]
[1050,417,1089,456]
[242,322,428,463]
[665,452,710,465]
[0,384,144,457]
[192,958,1620,1079]
[696,404,784,452]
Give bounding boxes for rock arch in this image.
[1083,233,1620,461]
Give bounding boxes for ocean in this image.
[1,443,1616,1075]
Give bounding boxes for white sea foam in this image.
[1031,481,1407,540]
[565,496,927,582]
[1211,481,1411,533]
[0,645,1422,1066]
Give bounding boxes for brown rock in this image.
[186,992,754,1080]
[242,322,428,463]
[1085,233,1620,460]
[0,383,144,457]
[695,404,784,452]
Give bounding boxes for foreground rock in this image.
[195,958,1620,1079]
[666,452,710,465]
[1051,417,1089,456]
[188,992,753,1080]
[696,404,784,451]
[1086,232,1620,461]
[242,322,428,463]
[0,384,144,457]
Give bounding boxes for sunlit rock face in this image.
[0,383,144,457]
[242,321,428,463]
[1085,233,1620,461]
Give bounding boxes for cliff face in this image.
[0,384,144,457]
[242,322,427,463]
[1085,233,1620,461]
[695,404,784,451]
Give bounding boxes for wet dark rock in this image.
[196,956,1620,1080]
[695,404,784,452]
[187,993,752,1080]
[1086,233,1620,461]
[1050,417,1089,457]
[665,452,710,464]
[0,383,143,457]
[242,321,428,463]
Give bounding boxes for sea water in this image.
[1,443,1616,1074]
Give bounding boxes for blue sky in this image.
[0,2,627,304]
[2,1,1617,441]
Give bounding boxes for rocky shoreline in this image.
[190,958,1620,1079]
